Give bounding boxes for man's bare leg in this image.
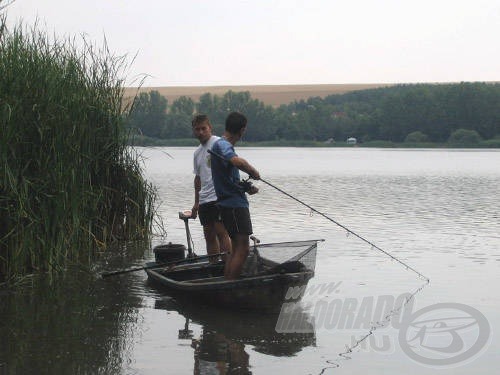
[224,250,233,279]
[203,224,220,263]
[226,234,249,280]
[214,221,231,261]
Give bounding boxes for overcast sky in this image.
[4,0,500,86]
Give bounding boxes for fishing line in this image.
[259,178,430,282]
[207,148,428,281]
[319,279,429,374]
[261,180,432,371]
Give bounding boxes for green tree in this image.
[197,93,216,115]
[245,101,277,141]
[127,90,167,138]
[405,131,429,143]
[448,128,482,146]
[170,96,195,116]
[161,113,192,139]
[221,91,252,113]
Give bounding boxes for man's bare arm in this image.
[229,156,260,180]
[191,175,201,218]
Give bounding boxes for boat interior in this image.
[152,256,308,284]
[161,261,225,282]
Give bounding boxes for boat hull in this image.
[145,261,313,311]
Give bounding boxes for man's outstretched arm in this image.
[229,156,260,180]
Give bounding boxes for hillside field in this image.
[123,83,393,107]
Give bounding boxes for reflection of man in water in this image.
[192,329,250,374]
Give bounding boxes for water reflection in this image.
[0,240,158,375]
[0,267,142,375]
[192,329,250,375]
[155,297,316,373]
[3,148,500,374]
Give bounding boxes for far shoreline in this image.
[129,137,499,149]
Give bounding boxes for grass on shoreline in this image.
[1,18,156,283]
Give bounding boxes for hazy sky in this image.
[4,0,500,86]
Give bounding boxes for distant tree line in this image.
[125,82,500,145]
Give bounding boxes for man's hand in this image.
[191,204,199,219]
[249,169,260,180]
[248,185,259,195]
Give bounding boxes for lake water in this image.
[1,148,499,374]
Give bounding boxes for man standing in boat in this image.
[210,112,260,280]
[191,114,231,263]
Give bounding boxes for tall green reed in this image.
[0,16,156,282]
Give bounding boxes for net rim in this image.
[255,239,324,249]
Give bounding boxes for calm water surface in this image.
[1,148,499,374]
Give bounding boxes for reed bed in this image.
[0,15,156,282]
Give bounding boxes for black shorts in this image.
[198,201,222,226]
[219,206,253,238]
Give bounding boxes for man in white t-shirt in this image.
[191,115,231,261]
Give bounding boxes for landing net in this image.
[242,239,321,276]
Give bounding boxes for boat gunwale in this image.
[146,266,314,292]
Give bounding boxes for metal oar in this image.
[101,252,226,278]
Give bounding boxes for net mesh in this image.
[242,239,320,276]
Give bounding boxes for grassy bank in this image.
[0,16,156,282]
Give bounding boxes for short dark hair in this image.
[192,114,209,127]
[225,112,247,134]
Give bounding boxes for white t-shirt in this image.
[193,135,219,204]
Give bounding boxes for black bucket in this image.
[153,243,186,263]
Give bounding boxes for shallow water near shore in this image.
[1,148,499,374]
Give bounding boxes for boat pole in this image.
[101,251,226,278]
[259,178,430,282]
[179,211,195,257]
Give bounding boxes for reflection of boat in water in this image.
[144,216,319,372]
[146,239,321,312]
[155,297,316,357]
[192,328,250,375]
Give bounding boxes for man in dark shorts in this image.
[210,112,260,279]
[191,115,231,262]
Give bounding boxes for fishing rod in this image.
[259,178,429,282]
[207,148,428,281]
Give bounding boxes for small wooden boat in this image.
[146,239,322,311]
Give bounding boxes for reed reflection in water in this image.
[0,264,142,374]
